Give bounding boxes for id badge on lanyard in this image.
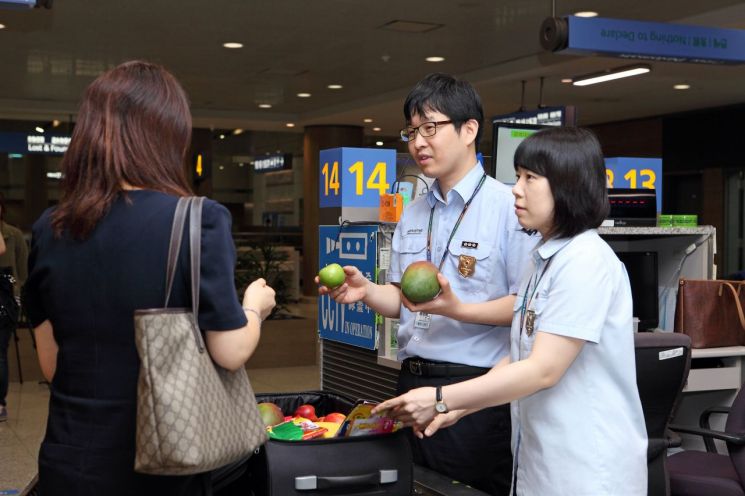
[414,311,431,329]
[520,256,554,338]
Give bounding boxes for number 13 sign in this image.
[319,147,396,208]
[605,157,663,212]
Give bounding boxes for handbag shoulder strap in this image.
[163,196,207,353]
[722,281,745,331]
[189,197,206,352]
[164,197,191,308]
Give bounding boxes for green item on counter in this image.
[658,214,673,227]
[673,214,698,227]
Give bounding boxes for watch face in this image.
[435,402,448,413]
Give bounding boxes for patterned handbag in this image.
[134,196,267,475]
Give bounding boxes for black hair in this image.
[403,73,484,148]
[513,126,609,239]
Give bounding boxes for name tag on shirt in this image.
[414,312,431,329]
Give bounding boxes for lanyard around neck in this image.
[426,173,487,271]
[519,255,554,335]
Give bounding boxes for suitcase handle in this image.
[295,469,398,491]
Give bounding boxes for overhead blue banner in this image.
[561,15,745,64]
[318,224,378,350]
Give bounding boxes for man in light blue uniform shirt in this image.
[319,73,536,495]
[390,162,529,368]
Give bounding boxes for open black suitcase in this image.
[237,391,413,496]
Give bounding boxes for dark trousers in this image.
[0,324,10,407]
[397,366,513,496]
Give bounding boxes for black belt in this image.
[402,358,490,378]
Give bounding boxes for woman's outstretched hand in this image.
[371,387,438,430]
[371,387,468,437]
[243,278,276,320]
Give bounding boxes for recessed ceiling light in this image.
[561,78,573,84]
[673,84,691,90]
[297,92,311,98]
[0,24,5,30]
[35,126,44,133]
[219,165,225,170]
[375,141,384,146]
[363,118,373,123]
[232,128,244,135]
[222,42,243,49]
[258,103,272,109]
[52,119,61,127]
[327,84,343,90]
[373,127,382,132]
[286,123,295,128]
[574,11,598,17]
[219,134,226,140]
[426,56,445,63]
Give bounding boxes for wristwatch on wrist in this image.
[435,385,449,414]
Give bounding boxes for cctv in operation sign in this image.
[318,224,378,350]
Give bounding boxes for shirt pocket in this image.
[444,237,493,291]
[516,295,548,358]
[398,234,427,275]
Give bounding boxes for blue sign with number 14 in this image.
[319,147,396,208]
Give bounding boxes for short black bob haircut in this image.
[514,126,609,239]
[403,73,484,149]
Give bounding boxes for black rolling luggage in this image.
[244,391,413,496]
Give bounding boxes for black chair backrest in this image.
[726,385,745,484]
[634,333,692,440]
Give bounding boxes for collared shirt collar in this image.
[427,162,484,208]
[534,231,582,262]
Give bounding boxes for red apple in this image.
[323,412,346,424]
[294,404,318,421]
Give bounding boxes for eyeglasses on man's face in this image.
[400,120,453,142]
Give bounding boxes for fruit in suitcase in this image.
[323,412,346,424]
[318,263,346,289]
[258,402,284,427]
[400,261,441,303]
[293,404,318,421]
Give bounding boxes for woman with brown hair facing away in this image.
[25,61,276,495]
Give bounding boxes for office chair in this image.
[634,332,692,496]
[668,384,745,496]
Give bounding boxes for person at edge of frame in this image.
[317,73,537,495]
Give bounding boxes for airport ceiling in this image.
[1,0,745,138]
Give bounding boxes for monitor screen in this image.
[490,122,547,184]
[617,251,659,331]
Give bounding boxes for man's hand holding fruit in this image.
[316,264,371,305]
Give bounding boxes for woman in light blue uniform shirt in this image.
[374,127,647,495]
